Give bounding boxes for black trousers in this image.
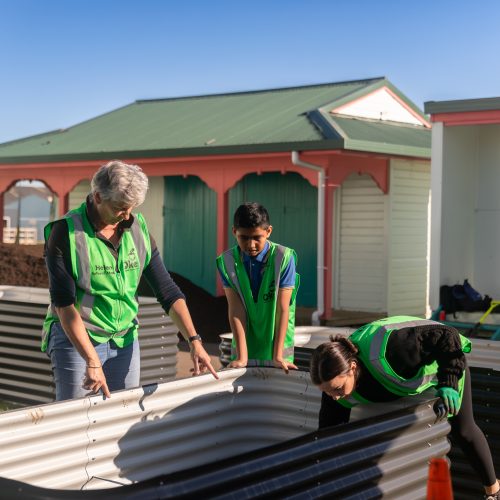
[450,364,497,486]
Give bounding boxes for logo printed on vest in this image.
[263,279,276,302]
[93,263,115,275]
[124,248,139,271]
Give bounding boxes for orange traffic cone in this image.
[427,457,453,500]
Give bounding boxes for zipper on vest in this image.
[114,267,125,337]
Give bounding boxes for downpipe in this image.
[291,151,325,326]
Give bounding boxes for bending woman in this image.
[310,315,499,500]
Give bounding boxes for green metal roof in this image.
[332,116,431,157]
[0,77,430,163]
[425,96,500,114]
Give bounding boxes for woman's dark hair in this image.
[233,202,270,229]
[310,335,359,385]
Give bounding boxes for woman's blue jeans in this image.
[47,322,140,401]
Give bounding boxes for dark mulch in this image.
[0,243,48,288]
[0,243,229,343]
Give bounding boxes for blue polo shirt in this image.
[218,242,296,301]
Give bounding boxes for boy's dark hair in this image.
[233,202,270,229]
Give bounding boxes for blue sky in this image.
[1,0,500,144]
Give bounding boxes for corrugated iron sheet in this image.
[0,80,374,158]
[0,367,451,499]
[0,78,431,163]
[293,331,500,499]
[0,286,178,406]
[1,310,496,498]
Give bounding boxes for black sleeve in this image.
[44,220,76,307]
[142,234,186,314]
[318,392,351,429]
[386,324,466,391]
[420,324,465,390]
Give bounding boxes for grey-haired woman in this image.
[43,160,218,401]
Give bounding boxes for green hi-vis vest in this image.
[216,242,300,365]
[41,202,152,351]
[337,315,472,412]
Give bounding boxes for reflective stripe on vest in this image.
[221,244,286,308]
[218,242,297,363]
[368,318,440,392]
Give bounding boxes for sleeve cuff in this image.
[438,374,459,391]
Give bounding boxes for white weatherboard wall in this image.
[430,124,500,308]
[68,177,164,256]
[387,159,430,316]
[474,125,500,297]
[336,173,387,312]
[439,126,477,291]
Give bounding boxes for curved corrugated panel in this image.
[0,369,319,490]
[1,316,495,499]
[0,287,57,405]
[0,286,178,405]
[0,367,450,499]
[295,334,500,499]
[134,299,179,386]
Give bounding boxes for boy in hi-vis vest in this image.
[216,202,300,373]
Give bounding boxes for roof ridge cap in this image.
[135,77,387,104]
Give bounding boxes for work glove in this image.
[435,386,460,419]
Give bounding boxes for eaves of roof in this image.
[425,97,500,114]
[0,132,430,165]
[0,139,346,165]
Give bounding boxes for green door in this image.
[164,176,217,295]
[229,172,317,306]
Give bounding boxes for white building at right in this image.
[425,97,500,312]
